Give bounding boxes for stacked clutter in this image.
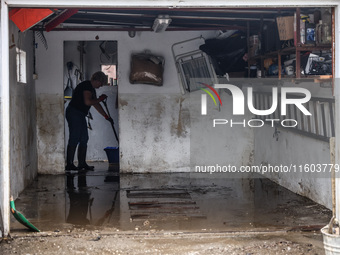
[281,52,332,76]
[276,8,333,76]
[303,53,332,75]
[295,8,332,46]
[248,35,260,58]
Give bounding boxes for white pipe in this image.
[3,0,340,8]
[1,0,10,237]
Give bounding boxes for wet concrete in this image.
[10,162,331,233]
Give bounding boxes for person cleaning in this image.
[65,71,113,171]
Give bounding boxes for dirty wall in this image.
[36,30,200,173]
[36,30,255,174]
[255,126,332,208]
[253,82,334,209]
[6,23,38,198]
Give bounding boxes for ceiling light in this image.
[152,15,171,33]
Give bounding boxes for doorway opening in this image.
[63,40,119,168]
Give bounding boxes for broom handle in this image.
[102,99,119,143]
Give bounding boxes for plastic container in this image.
[316,20,323,45]
[305,22,315,44]
[322,8,332,26]
[314,9,321,25]
[323,22,331,44]
[249,35,259,47]
[300,26,305,44]
[250,66,257,78]
[104,147,119,164]
[322,8,332,44]
[321,226,340,255]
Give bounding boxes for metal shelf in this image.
[247,7,333,80]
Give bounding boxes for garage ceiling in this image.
[12,7,317,32]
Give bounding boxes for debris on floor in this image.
[1,162,332,254]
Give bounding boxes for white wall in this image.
[189,87,255,173]
[253,83,334,209]
[254,126,332,208]
[8,22,38,198]
[35,29,255,174]
[35,30,217,174]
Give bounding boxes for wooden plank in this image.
[131,210,204,215]
[127,193,191,199]
[129,201,197,205]
[130,214,206,221]
[296,8,301,78]
[129,205,200,211]
[296,8,300,46]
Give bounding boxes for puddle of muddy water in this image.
[10,162,331,233]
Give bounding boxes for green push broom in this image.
[10,196,40,232]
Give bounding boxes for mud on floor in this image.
[0,230,326,255]
[2,162,332,254]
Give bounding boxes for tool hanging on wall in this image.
[87,111,93,130]
[99,41,117,64]
[64,61,74,99]
[34,28,48,50]
[87,121,92,131]
[74,68,83,84]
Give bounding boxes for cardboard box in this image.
[276,16,294,40]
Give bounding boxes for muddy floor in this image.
[0,162,332,254]
[0,230,326,255]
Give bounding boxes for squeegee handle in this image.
[101,99,119,143]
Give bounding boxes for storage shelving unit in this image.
[248,7,334,81]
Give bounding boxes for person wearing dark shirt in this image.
[65,71,113,171]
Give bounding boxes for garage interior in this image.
[1,3,339,249]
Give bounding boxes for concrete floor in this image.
[10,162,331,233]
[2,162,333,254]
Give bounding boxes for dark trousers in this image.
[66,105,89,147]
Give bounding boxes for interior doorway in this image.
[63,40,119,165]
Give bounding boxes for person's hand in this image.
[98,94,107,102]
